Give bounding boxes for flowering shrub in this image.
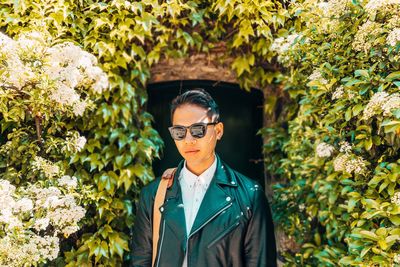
[0,31,109,265]
[269,0,400,265]
[0,177,85,266]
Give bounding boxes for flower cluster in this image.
[0,233,59,267]
[363,92,400,120]
[331,86,357,100]
[0,31,109,118]
[364,0,400,15]
[32,156,60,178]
[391,192,400,206]
[271,33,299,54]
[333,154,367,175]
[352,21,384,52]
[387,28,400,46]
[57,175,78,189]
[0,178,85,266]
[308,70,328,85]
[63,131,87,153]
[394,253,400,264]
[316,142,335,158]
[339,141,352,154]
[270,33,306,63]
[332,86,344,100]
[317,0,351,18]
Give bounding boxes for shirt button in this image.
[226,196,231,202]
[231,181,235,185]
[160,207,164,212]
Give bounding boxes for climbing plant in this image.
[0,0,289,265]
[268,0,400,265]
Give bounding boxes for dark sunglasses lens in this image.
[170,127,186,140]
[190,124,206,138]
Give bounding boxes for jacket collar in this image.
[160,154,238,244]
[166,154,238,199]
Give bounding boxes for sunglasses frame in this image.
[168,121,219,141]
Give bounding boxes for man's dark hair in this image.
[170,88,220,123]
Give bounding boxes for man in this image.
[131,89,276,267]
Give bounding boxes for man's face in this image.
[171,104,223,170]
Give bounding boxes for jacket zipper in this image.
[186,202,233,267]
[206,220,240,249]
[155,220,166,267]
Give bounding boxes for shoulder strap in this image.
[152,169,176,267]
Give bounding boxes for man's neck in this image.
[186,154,216,176]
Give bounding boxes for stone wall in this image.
[149,50,238,84]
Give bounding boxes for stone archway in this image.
[149,47,238,84]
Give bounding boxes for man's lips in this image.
[185,150,199,154]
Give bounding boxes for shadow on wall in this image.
[146,80,265,187]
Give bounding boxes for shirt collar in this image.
[180,155,217,186]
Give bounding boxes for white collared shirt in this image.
[179,156,217,234]
[179,155,217,267]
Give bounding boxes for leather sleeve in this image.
[130,188,153,267]
[243,185,277,267]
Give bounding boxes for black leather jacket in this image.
[130,155,277,267]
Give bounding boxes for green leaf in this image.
[386,71,400,81]
[354,69,369,78]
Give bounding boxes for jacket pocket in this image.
[207,220,241,249]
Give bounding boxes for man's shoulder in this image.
[138,177,162,199]
[232,169,261,187]
[223,162,262,190]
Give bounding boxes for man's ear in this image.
[216,122,224,140]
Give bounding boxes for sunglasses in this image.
[168,122,219,141]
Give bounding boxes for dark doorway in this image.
[147,80,265,186]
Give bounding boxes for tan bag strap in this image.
[152,169,176,267]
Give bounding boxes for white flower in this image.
[299,203,305,211]
[75,136,87,151]
[32,156,60,178]
[317,0,351,18]
[15,198,33,213]
[72,100,88,117]
[92,72,109,94]
[339,141,352,153]
[387,28,400,46]
[332,86,344,100]
[49,83,80,106]
[0,179,16,195]
[62,225,79,237]
[271,33,300,55]
[58,175,78,189]
[64,133,87,153]
[0,209,22,230]
[33,217,50,231]
[382,93,400,116]
[394,253,400,264]
[334,154,367,174]
[363,92,390,120]
[316,142,335,157]
[391,192,400,206]
[353,21,384,52]
[365,0,400,14]
[308,70,328,84]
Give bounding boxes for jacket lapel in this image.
[189,155,238,237]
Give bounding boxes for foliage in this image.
[269,0,400,265]
[0,31,105,265]
[0,0,290,265]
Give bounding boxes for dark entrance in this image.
[147,80,265,186]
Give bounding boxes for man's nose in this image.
[184,129,196,144]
